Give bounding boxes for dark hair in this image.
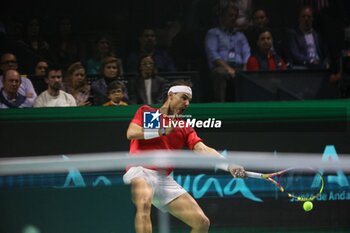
[107,80,126,94]
[169,79,192,89]
[138,27,156,38]
[91,33,116,59]
[299,5,314,16]
[217,0,239,18]
[255,27,273,42]
[33,59,49,76]
[251,8,268,20]
[46,64,62,74]
[94,32,113,45]
[137,54,157,77]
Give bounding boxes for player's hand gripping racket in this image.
[246,168,324,201]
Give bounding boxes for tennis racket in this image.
[246,167,324,201]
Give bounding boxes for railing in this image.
[235,69,342,101]
[27,70,348,104]
[86,71,200,103]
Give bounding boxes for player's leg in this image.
[166,192,210,233]
[131,177,154,233]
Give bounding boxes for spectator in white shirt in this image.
[34,66,76,107]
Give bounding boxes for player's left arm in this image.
[193,141,246,178]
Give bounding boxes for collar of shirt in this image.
[2,89,18,102]
[221,27,238,35]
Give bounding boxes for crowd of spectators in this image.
[0,0,349,108]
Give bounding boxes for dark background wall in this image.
[1,0,350,72]
[1,120,350,157]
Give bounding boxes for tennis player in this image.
[124,80,246,233]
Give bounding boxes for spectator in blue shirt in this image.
[205,4,250,102]
[0,53,37,106]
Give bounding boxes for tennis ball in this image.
[303,201,313,212]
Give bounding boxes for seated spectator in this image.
[213,0,252,30]
[128,55,166,105]
[91,56,125,105]
[103,81,128,106]
[0,70,33,108]
[246,28,287,71]
[126,28,176,73]
[50,17,80,70]
[34,60,48,76]
[29,59,48,95]
[205,4,250,102]
[0,53,37,105]
[17,17,51,63]
[221,0,252,29]
[245,8,284,56]
[34,66,76,107]
[85,33,116,75]
[245,9,270,51]
[286,6,328,69]
[235,0,253,29]
[63,62,91,106]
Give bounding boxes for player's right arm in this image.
[127,105,173,140]
[126,122,172,140]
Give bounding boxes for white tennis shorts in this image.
[123,166,187,212]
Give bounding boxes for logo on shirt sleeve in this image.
[143,110,161,129]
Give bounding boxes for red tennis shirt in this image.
[129,105,202,174]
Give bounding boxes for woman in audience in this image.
[128,54,166,105]
[51,17,81,70]
[85,33,117,75]
[91,56,125,105]
[63,62,91,106]
[17,17,51,74]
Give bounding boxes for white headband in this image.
[168,85,192,95]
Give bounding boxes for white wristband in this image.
[144,130,160,140]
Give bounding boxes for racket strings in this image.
[277,170,324,201]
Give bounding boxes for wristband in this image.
[144,130,160,140]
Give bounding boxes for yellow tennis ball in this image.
[303,201,313,212]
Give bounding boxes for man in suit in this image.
[286,6,328,69]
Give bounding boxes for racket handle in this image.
[246,171,263,179]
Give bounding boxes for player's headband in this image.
[168,85,192,95]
